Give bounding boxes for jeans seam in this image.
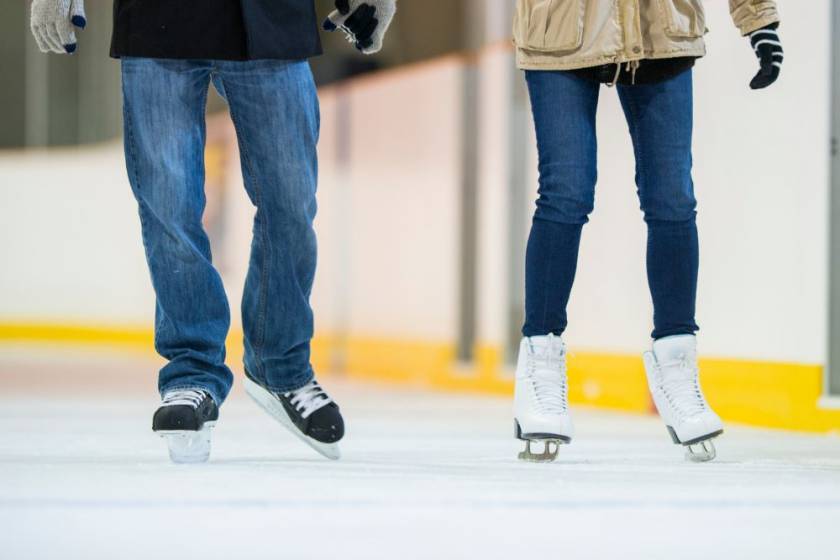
[196,80,223,365]
[538,220,558,334]
[626,93,645,198]
[123,81,166,340]
[218,75,270,381]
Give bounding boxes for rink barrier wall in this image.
[2,4,836,435]
[2,323,838,434]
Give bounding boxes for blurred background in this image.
[0,1,839,430]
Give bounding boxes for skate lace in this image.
[285,381,333,419]
[526,344,568,414]
[657,358,707,419]
[162,389,207,408]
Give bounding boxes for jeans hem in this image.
[245,367,315,394]
[651,329,698,341]
[522,327,566,338]
[159,383,225,408]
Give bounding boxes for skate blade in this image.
[518,439,565,463]
[667,427,722,463]
[243,376,341,461]
[685,439,717,463]
[157,423,214,464]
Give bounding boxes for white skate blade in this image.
[666,426,722,462]
[685,438,717,462]
[243,375,341,461]
[157,423,214,464]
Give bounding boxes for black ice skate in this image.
[153,389,218,464]
[243,370,344,460]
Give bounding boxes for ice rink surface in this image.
[1,346,839,560]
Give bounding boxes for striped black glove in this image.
[323,0,396,54]
[749,23,783,90]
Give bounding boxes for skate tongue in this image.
[652,335,697,365]
[527,334,565,355]
[526,335,566,380]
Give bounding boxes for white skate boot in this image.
[643,335,723,462]
[513,334,574,462]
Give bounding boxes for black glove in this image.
[323,0,396,54]
[748,23,783,90]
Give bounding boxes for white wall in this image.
[0,1,831,365]
[333,62,463,340]
[692,1,830,362]
[0,145,154,326]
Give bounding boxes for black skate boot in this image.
[153,389,219,464]
[243,370,344,460]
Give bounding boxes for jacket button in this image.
[632,46,641,54]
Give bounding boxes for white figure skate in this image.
[643,335,723,462]
[513,334,574,462]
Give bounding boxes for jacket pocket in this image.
[656,0,706,38]
[513,0,585,53]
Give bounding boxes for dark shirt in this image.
[569,57,697,86]
[110,0,322,61]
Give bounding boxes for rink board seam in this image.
[1,323,838,433]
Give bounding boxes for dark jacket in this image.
[110,0,322,61]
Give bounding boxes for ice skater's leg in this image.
[213,61,318,393]
[212,61,343,459]
[617,69,699,340]
[618,70,722,461]
[121,58,234,407]
[522,70,600,339]
[515,71,600,461]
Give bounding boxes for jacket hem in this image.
[516,47,707,71]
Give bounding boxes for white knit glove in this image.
[323,0,396,54]
[30,0,87,54]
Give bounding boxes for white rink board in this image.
[1,349,839,560]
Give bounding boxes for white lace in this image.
[525,338,568,414]
[162,389,207,408]
[339,25,357,44]
[655,358,707,419]
[285,381,333,419]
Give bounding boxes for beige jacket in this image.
[514,0,780,71]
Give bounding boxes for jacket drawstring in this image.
[608,63,622,87]
[628,60,640,85]
[608,60,641,87]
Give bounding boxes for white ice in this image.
[1,346,839,559]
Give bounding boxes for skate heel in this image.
[667,426,723,463]
[514,420,570,463]
[158,423,215,464]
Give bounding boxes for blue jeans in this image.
[522,69,699,340]
[121,58,320,405]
